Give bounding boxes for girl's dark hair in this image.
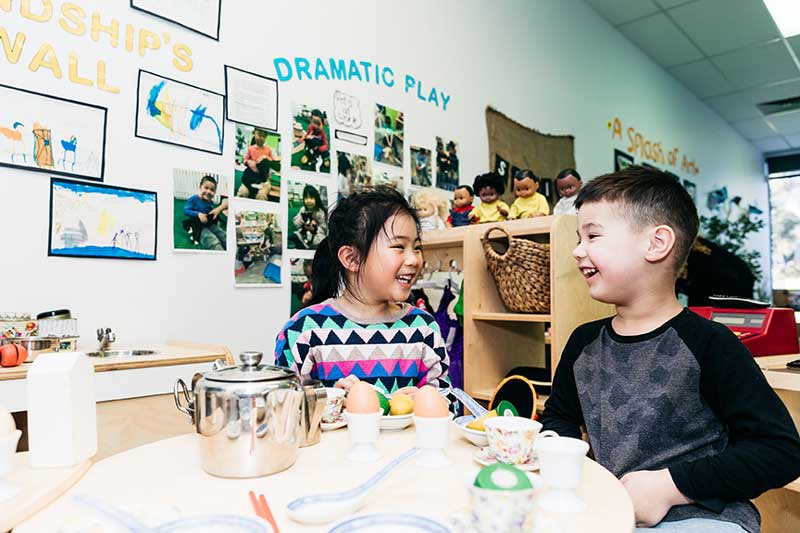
[455,184,474,197]
[514,169,540,183]
[556,168,581,181]
[473,172,505,195]
[302,184,323,211]
[311,188,420,302]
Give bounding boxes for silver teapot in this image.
[173,351,326,478]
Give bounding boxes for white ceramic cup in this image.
[343,410,381,462]
[322,387,346,424]
[484,416,557,465]
[534,435,590,490]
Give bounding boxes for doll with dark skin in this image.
[446,185,475,227]
[470,172,509,223]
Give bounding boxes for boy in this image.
[508,169,549,219]
[553,168,582,215]
[183,175,226,251]
[541,166,800,532]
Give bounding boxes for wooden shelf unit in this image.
[421,215,615,402]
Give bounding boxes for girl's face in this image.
[354,213,422,304]
[479,186,499,204]
[303,194,317,210]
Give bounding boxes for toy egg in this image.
[346,382,380,414]
[413,385,448,418]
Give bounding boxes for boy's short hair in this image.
[455,184,474,197]
[556,168,581,181]
[200,175,217,187]
[575,165,698,274]
[514,169,539,183]
[253,127,268,136]
[473,172,505,195]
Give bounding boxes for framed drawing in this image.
[130,0,222,40]
[0,84,106,181]
[135,70,225,155]
[49,178,158,260]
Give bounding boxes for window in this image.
[770,176,800,289]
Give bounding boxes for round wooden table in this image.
[15,425,634,532]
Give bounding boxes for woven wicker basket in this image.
[482,226,550,313]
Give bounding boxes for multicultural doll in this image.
[508,169,549,219]
[410,189,447,231]
[446,185,475,227]
[470,172,509,223]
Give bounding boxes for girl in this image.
[290,185,328,249]
[275,188,452,400]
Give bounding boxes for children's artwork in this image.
[435,136,459,191]
[333,91,362,129]
[683,179,697,203]
[173,169,228,253]
[224,66,278,131]
[0,84,106,181]
[290,257,314,316]
[410,146,432,187]
[614,149,634,172]
[291,103,331,173]
[49,178,157,260]
[374,163,405,194]
[234,208,282,287]
[135,70,225,155]
[374,104,404,167]
[234,123,281,203]
[130,0,222,40]
[287,180,329,250]
[337,151,372,198]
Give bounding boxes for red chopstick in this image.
[258,493,280,533]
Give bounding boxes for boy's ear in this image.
[645,225,677,264]
[337,245,361,273]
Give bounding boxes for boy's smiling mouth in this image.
[579,266,598,279]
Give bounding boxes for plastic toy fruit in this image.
[466,410,497,431]
[389,393,414,416]
[0,344,27,367]
[376,389,391,415]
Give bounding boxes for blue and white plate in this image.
[453,415,488,447]
[327,513,451,532]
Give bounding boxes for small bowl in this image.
[453,415,488,447]
[380,413,413,431]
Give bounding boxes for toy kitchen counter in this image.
[0,341,232,460]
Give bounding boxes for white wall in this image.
[0,0,768,357]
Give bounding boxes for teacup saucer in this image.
[321,415,347,431]
[473,447,539,471]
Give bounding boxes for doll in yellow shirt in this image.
[508,169,550,219]
[470,172,509,223]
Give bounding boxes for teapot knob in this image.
[239,351,263,368]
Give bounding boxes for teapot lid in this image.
[205,351,296,383]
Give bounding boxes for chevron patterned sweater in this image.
[275,299,451,395]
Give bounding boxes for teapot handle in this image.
[173,378,194,423]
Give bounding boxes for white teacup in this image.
[534,435,590,490]
[322,387,346,424]
[484,416,557,465]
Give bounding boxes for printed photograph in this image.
[234,123,281,203]
[173,169,227,252]
[374,103,404,167]
[291,103,331,174]
[435,136,459,191]
[234,209,282,287]
[290,257,314,316]
[337,151,372,198]
[287,180,328,250]
[410,146,432,187]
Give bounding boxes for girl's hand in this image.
[620,469,691,527]
[393,386,419,398]
[335,375,360,391]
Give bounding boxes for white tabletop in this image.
[15,425,634,532]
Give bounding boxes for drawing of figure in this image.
[59,136,78,171]
[32,122,54,168]
[0,121,26,163]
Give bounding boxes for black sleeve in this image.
[669,322,800,504]
[540,324,599,439]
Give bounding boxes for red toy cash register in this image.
[691,296,799,357]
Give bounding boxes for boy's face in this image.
[453,189,473,208]
[254,130,266,146]
[479,186,499,204]
[514,177,538,198]
[573,200,649,305]
[199,180,216,201]
[557,175,581,198]
[310,116,323,130]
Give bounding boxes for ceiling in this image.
[585,0,800,155]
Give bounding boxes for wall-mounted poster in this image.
[374,104,404,167]
[410,146,431,187]
[234,123,281,203]
[290,257,314,316]
[135,70,225,155]
[435,136,459,191]
[234,207,282,287]
[130,0,222,40]
[173,169,228,252]
[291,103,331,174]
[49,178,157,260]
[614,149,634,172]
[337,151,371,198]
[287,180,328,251]
[224,66,278,131]
[0,84,106,181]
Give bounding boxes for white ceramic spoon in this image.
[286,447,419,525]
[439,386,488,417]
